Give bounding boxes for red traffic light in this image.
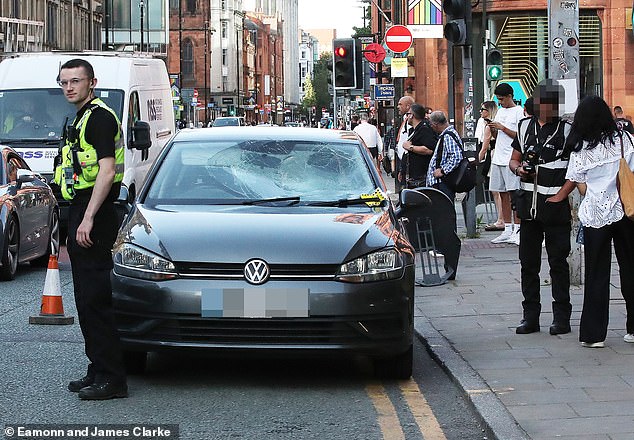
[334,46,347,57]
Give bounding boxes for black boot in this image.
[78,382,128,400]
[516,320,540,334]
[68,375,95,392]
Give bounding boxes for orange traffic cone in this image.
[29,255,74,325]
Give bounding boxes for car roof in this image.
[172,127,359,143]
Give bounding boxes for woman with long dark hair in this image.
[565,95,634,348]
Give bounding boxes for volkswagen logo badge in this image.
[244,259,270,285]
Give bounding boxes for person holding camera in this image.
[508,80,573,335]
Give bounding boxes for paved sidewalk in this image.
[412,218,634,440]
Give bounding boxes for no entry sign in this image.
[363,43,386,63]
[384,25,413,53]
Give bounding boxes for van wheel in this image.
[0,216,19,281]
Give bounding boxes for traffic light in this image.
[442,0,471,45]
[333,38,357,89]
[486,48,504,81]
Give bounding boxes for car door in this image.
[7,153,44,255]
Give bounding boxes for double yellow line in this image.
[366,379,447,440]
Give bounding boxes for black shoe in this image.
[68,375,95,393]
[516,320,540,334]
[549,323,571,335]
[78,382,128,400]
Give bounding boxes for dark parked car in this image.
[0,146,59,280]
[112,127,428,378]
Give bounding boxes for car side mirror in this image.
[114,185,132,226]
[395,189,432,218]
[128,121,152,150]
[15,168,36,188]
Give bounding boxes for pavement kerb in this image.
[414,316,531,440]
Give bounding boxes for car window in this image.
[144,139,376,204]
[212,118,242,127]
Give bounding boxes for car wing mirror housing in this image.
[128,121,152,150]
[114,185,132,226]
[15,168,36,188]
[395,189,432,218]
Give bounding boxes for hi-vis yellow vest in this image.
[54,98,124,200]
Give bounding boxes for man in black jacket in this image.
[509,79,572,336]
[400,103,438,188]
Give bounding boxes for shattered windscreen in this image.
[144,139,377,205]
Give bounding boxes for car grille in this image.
[174,262,340,280]
[117,313,406,346]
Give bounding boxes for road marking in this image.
[399,379,447,440]
[365,382,405,440]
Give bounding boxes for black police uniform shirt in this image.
[404,120,438,179]
[616,117,634,134]
[72,100,121,205]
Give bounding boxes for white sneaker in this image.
[491,230,512,244]
[506,229,520,245]
[624,334,634,343]
[428,250,444,258]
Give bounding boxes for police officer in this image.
[54,59,127,400]
[509,79,573,336]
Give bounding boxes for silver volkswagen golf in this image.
[112,127,427,378]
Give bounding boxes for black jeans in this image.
[580,217,634,343]
[68,202,126,384]
[519,219,571,325]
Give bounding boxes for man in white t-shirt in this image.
[353,113,383,169]
[488,83,525,244]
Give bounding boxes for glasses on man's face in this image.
[57,77,89,88]
[480,108,487,111]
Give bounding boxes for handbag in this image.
[617,132,634,220]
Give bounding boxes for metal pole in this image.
[462,44,477,238]
[139,0,144,52]
[548,0,581,285]
[392,0,403,129]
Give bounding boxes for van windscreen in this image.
[0,88,124,141]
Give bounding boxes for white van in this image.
[0,51,176,226]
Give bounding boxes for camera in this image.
[522,144,540,174]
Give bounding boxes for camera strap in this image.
[523,119,564,160]
[530,166,539,220]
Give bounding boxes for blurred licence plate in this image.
[201,288,309,318]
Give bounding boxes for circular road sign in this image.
[364,43,386,63]
[384,25,413,54]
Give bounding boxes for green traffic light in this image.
[487,65,502,81]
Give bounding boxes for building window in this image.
[183,39,194,77]
[221,20,227,39]
[187,0,196,14]
[221,0,226,11]
[222,49,228,66]
[169,0,178,11]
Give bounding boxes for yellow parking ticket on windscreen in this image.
[361,188,386,207]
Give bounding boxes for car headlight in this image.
[113,243,177,281]
[335,249,404,283]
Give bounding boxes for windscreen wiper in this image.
[307,196,386,207]
[241,196,301,206]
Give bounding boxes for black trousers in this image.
[579,217,634,343]
[519,219,571,325]
[68,201,126,384]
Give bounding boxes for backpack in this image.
[436,130,477,193]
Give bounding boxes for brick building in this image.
[372,0,634,124]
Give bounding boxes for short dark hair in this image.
[409,103,426,120]
[523,97,534,116]
[57,58,95,82]
[494,83,513,97]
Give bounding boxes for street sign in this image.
[373,84,395,100]
[384,25,413,53]
[364,43,386,63]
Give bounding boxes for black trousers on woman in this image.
[580,217,634,343]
